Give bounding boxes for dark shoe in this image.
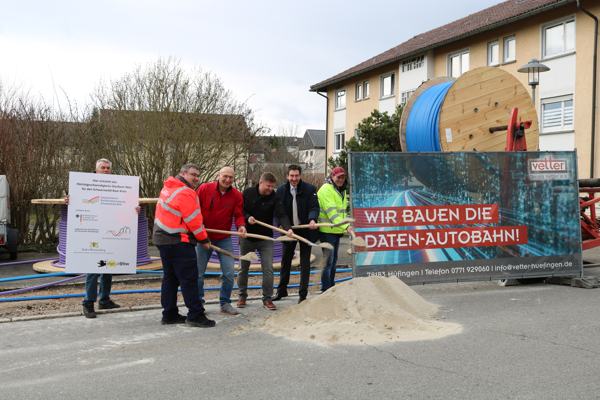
[263,299,277,311]
[298,297,306,304]
[236,297,247,308]
[83,303,96,319]
[186,314,216,328]
[98,300,121,310]
[161,314,187,325]
[272,292,288,301]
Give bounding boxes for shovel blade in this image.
[319,242,334,250]
[241,252,258,261]
[351,237,367,247]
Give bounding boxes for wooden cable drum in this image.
[399,66,539,152]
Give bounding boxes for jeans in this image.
[278,240,312,299]
[237,239,273,300]
[83,274,113,305]
[157,242,205,321]
[196,237,235,305]
[320,233,342,292]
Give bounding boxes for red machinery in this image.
[491,107,600,251]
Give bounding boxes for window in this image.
[334,131,345,152]
[543,19,575,58]
[355,81,369,101]
[488,41,499,66]
[503,36,516,63]
[401,56,425,72]
[355,83,363,101]
[448,50,469,78]
[335,89,346,110]
[380,73,395,98]
[542,95,574,133]
[400,89,416,105]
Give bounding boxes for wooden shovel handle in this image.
[206,228,275,242]
[210,244,239,260]
[252,219,314,247]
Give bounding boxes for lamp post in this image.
[518,59,550,105]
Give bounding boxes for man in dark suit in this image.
[274,165,320,303]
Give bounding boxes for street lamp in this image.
[518,58,550,105]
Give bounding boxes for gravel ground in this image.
[0,270,351,319]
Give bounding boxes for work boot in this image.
[272,291,288,301]
[298,297,306,304]
[236,297,247,308]
[221,303,240,315]
[161,314,187,325]
[263,299,277,311]
[83,302,96,319]
[186,314,216,328]
[98,299,121,310]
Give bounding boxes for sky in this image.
[0,0,501,135]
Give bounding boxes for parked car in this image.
[0,175,18,260]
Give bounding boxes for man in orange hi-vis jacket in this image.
[153,163,215,328]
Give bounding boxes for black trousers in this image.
[278,240,312,299]
[158,242,205,321]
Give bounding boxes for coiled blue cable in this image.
[405,81,453,151]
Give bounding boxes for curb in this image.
[0,296,266,324]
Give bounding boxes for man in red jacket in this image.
[196,166,246,315]
[153,163,215,328]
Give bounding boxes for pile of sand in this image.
[261,276,462,346]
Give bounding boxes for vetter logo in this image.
[528,157,569,181]
[529,158,567,172]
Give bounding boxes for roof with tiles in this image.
[310,0,573,92]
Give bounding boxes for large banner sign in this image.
[350,152,582,283]
[66,172,139,274]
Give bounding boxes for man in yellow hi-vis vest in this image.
[317,166,354,292]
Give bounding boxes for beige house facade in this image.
[311,0,600,178]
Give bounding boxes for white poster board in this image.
[65,172,139,274]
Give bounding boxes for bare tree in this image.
[0,59,265,248]
[0,84,88,247]
[91,58,264,229]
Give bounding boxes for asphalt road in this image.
[1,269,599,400]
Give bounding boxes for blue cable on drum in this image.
[405,81,453,152]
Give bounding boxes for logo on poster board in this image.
[106,226,132,237]
[97,259,131,269]
[528,157,569,180]
[82,195,100,204]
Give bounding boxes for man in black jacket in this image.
[237,172,293,311]
[274,165,319,303]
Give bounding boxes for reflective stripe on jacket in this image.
[317,182,348,234]
[153,176,208,244]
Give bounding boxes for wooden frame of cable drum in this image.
[400,67,539,152]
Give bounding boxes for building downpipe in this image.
[317,91,329,175]
[577,0,598,178]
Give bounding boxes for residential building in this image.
[247,135,305,186]
[310,0,600,178]
[299,129,326,174]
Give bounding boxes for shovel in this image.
[291,217,355,229]
[252,219,334,250]
[209,244,258,262]
[205,228,295,242]
[349,230,367,247]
